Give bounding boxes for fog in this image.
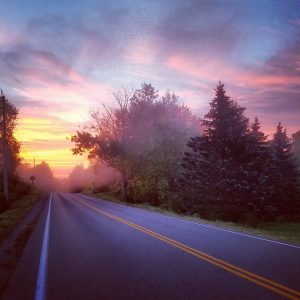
[17,160,119,193]
[18,161,56,192]
[67,162,119,193]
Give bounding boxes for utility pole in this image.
[1,89,9,208]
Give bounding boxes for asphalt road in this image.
[3,193,300,300]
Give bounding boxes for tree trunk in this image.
[121,172,128,202]
[1,92,9,209]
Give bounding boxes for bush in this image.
[157,179,171,204]
[12,181,31,197]
[92,185,111,193]
[128,176,164,205]
[72,186,84,193]
[0,177,32,211]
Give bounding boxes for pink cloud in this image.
[291,19,300,27]
[12,57,110,177]
[0,22,22,45]
[167,55,300,88]
[14,65,109,110]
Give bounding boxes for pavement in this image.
[3,193,300,300]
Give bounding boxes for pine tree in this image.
[292,130,300,168]
[180,136,215,214]
[202,82,249,162]
[180,83,295,223]
[247,117,277,219]
[180,83,256,221]
[250,117,267,143]
[271,123,300,218]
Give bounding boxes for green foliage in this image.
[0,175,32,212]
[292,130,300,168]
[180,83,300,223]
[72,81,300,223]
[0,95,26,212]
[72,83,198,203]
[92,185,111,193]
[269,123,300,217]
[0,188,42,241]
[129,176,154,204]
[0,97,21,173]
[157,178,171,204]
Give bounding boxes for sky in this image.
[1,0,300,178]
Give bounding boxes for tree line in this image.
[0,92,58,211]
[72,82,300,224]
[1,83,299,221]
[0,86,120,206]
[0,91,31,211]
[72,84,199,204]
[179,83,300,223]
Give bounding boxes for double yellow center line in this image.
[76,198,300,300]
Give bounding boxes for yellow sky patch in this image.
[17,117,88,178]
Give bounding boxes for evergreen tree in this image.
[271,123,300,218]
[250,117,267,143]
[247,117,277,219]
[180,83,294,223]
[202,82,249,162]
[292,130,300,168]
[181,83,254,221]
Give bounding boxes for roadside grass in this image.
[247,223,300,244]
[0,190,43,243]
[0,189,43,298]
[84,191,300,245]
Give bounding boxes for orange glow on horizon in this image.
[18,117,88,178]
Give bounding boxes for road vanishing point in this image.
[3,193,300,300]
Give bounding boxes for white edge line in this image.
[79,194,300,250]
[35,193,52,300]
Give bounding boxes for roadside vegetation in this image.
[72,82,300,227]
[0,188,43,299]
[0,189,43,243]
[0,92,45,296]
[0,91,44,244]
[84,190,300,244]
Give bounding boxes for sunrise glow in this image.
[1,1,299,177]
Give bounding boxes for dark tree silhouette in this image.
[292,130,300,168]
[0,95,21,210]
[270,123,300,217]
[180,83,299,223]
[181,82,254,221]
[0,97,21,175]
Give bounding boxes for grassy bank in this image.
[0,190,43,298]
[0,190,43,243]
[84,191,300,245]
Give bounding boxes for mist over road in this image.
[4,193,300,300]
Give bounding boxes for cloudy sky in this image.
[1,0,300,177]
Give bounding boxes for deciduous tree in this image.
[72,83,198,204]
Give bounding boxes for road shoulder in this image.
[83,191,300,247]
[0,196,45,298]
